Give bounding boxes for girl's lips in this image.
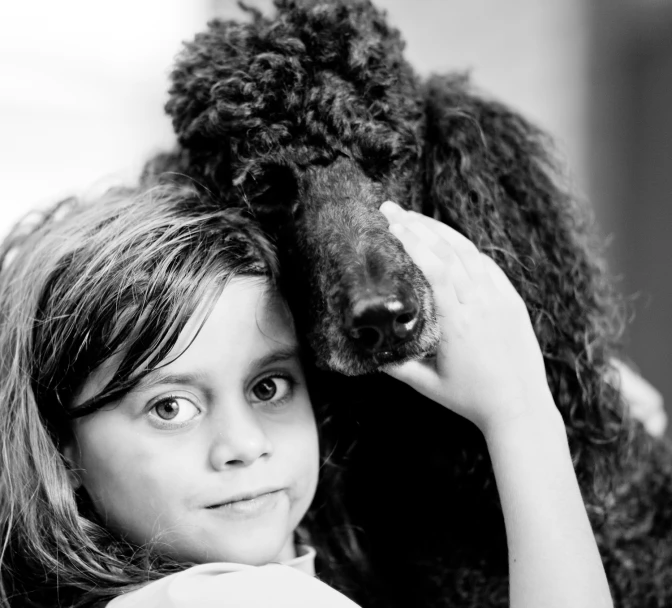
[207,489,283,519]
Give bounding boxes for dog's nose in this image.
[345,293,419,353]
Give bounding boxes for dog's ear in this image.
[423,74,569,254]
[422,73,600,322]
[422,74,627,482]
[252,164,299,211]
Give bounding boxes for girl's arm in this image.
[379,201,613,608]
[486,406,611,608]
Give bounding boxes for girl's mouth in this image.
[207,489,283,518]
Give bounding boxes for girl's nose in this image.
[208,405,273,470]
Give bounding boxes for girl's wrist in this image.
[482,393,566,451]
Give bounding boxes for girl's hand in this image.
[380,202,614,608]
[379,201,558,439]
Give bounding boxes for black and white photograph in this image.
[1,1,671,606]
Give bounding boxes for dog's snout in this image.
[345,292,420,353]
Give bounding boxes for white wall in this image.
[379,0,589,189]
[0,0,589,236]
[0,0,211,235]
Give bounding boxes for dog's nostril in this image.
[345,293,420,353]
[349,326,384,351]
[396,312,414,325]
[390,307,419,343]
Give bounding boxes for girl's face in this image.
[64,278,319,566]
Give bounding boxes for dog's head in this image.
[163,0,619,398]
[165,0,440,374]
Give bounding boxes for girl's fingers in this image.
[381,202,519,305]
[381,201,472,257]
[382,357,442,398]
[404,221,474,294]
[481,254,522,302]
[411,211,518,305]
[405,210,488,284]
[381,201,475,305]
[388,222,462,310]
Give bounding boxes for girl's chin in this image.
[205,542,295,566]
[172,529,297,566]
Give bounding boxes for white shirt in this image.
[107,547,361,608]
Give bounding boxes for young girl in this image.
[0,185,612,607]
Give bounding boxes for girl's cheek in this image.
[300,415,321,490]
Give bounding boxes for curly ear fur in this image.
[423,74,632,492]
[423,75,672,606]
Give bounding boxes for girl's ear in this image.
[61,440,83,491]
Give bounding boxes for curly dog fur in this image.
[144,1,672,606]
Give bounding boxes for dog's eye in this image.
[253,165,299,211]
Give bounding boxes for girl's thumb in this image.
[382,358,441,401]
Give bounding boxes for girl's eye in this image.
[251,376,293,404]
[149,396,201,426]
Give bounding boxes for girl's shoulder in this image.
[106,562,361,608]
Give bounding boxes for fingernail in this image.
[389,222,405,235]
[380,200,404,215]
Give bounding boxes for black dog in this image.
[145,1,672,606]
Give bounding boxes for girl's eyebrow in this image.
[133,370,210,393]
[251,344,302,371]
[135,345,302,392]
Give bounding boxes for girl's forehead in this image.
[175,276,289,340]
[170,277,296,365]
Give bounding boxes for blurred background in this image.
[1,0,670,429]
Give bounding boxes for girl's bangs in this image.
[31,189,279,437]
[67,279,225,420]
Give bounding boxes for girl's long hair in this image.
[0,184,364,607]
